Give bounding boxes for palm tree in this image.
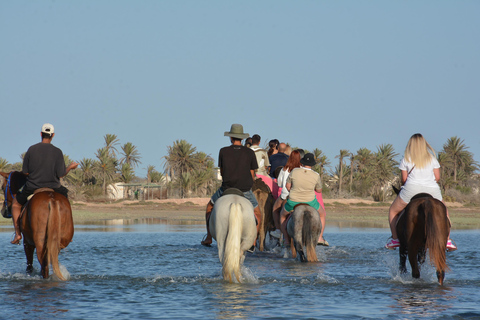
[120,163,135,184]
[348,152,357,193]
[335,149,350,194]
[163,140,200,180]
[0,158,10,172]
[120,142,141,168]
[442,136,469,183]
[372,144,399,201]
[79,158,96,185]
[94,147,118,196]
[104,134,120,158]
[312,148,330,184]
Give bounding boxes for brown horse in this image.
[396,192,450,285]
[252,178,274,251]
[1,171,74,280]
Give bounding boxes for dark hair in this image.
[252,134,261,145]
[268,139,279,157]
[42,132,53,139]
[231,137,242,143]
[284,150,301,172]
[244,137,253,147]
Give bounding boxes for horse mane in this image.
[252,178,271,194]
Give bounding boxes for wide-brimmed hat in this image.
[300,153,316,167]
[224,124,249,140]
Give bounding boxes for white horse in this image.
[209,193,257,283]
[287,204,322,262]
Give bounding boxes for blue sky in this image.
[1,1,479,178]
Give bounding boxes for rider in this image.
[385,133,457,251]
[279,153,327,246]
[269,142,289,179]
[201,124,262,249]
[10,123,78,244]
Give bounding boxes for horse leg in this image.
[36,243,49,279]
[418,247,426,265]
[24,243,35,274]
[399,245,407,274]
[408,247,420,279]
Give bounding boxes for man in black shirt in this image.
[10,123,78,244]
[201,124,262,247]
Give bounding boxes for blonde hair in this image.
[404,133,436,169]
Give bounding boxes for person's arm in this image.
[315,187,323,193]
[433,168,440,182]
[62,162,79,178]
[251,169,255,180]
[286,182,291,192]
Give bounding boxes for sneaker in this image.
[446,239,457,252]
[385,238,400,249]
[270,229,281,239]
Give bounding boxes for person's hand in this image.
[68,162,79,170]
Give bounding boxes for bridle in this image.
[2,172,16,218]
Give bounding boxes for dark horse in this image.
[394,187,450,285]
[1,171,74,280]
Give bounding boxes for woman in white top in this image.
[385,133,456,251]
[270,150,302,238]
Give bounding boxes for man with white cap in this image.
[10,123,78,244]
[201,124,262,249]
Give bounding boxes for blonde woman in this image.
[385,133,456,251]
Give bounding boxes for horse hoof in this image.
[26,265,33,274]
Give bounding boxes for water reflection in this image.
[8,280,70,318]
[74,218,205,232]
[210,284,261,319]
[390,285,456,318]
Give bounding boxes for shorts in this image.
[15,186,69,206]
[399,184,442,203]
[284,197,320,212]
[210,187,258,208]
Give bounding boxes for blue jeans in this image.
[210,187,258,208]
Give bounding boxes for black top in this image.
[219,145,258,192]
[269,152,289,178]
[23,142,66,189]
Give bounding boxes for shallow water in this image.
[0,223,479,319]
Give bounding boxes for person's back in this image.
[219,144,257,192]
[23,142,66,189]
[287,167,321,203]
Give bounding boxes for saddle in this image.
[19,188,56,220]
[221,188,245,198]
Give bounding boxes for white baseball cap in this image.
[41,123,54,135]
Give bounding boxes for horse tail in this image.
[46,197,65,281]
[222,202,243,283]
[302,210,318,262]
[424,199,449,274]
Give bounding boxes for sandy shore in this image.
[2,198,478,230]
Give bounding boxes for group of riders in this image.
[200,124,457,253]
[6,123,456,253]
